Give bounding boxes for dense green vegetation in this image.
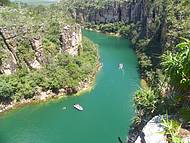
[0,0,10,6]
[134,38,190,121]
[68,0,123,9]
[0,2,74,27]
[0,37,98,103]
[162,39,190,92]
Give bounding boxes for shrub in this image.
[0,79,14,102]
[162,39,190,91]
[134,88,162,114]
[162,117,182,143]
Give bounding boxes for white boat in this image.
[119,64,124,69]
[73,104,84,111]
[62,107,66,110]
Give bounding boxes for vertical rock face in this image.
[71,0,162,38]
[0,52,17,75]
[31,37,46,65]
[60,24,82,56]
[0,27,19,74]
[71,0,156,24]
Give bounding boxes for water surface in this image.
[0,30,140,143]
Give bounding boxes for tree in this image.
[0,80,14,102]
[134,87,162,115]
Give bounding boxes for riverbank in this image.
[84,27,121,38]
[0,60,102,114]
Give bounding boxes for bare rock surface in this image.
[135,115,167,143]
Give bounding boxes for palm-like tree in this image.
[162,38,190,92]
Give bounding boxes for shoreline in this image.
[84,27,121,38]
[0,61,102,115]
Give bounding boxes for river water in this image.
[0,29,139,143]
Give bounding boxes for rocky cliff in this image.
[0,24,82,75]
[71,0,163,39]
[134,115,190,143]
[134,115,167,143]
[73,0,152,24]
[60,24,82,56]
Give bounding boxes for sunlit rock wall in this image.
[60,24,82,56]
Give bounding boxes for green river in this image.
[0,29,140,143]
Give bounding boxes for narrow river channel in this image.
[0,30,140,143]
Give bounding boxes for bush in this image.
[134,88,163,114]
[162,39,190,91]
[0,79,14,102]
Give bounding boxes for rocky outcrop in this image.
[0,24,82,74]
[134,115,190,143]
[60,24,82,56]
[0,27,19,74]
[180,129,190,143]
[30,37,46,65]
[26,57,42,70]
[134,115,167,143]
[0,51,17,75]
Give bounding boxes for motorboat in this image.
[73,104,84,111]
[119,63,124,69]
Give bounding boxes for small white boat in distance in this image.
[73,104,84,111]
[62,107,66,110]
[119,64,124,69]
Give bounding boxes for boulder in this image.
[135,115,167,143]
